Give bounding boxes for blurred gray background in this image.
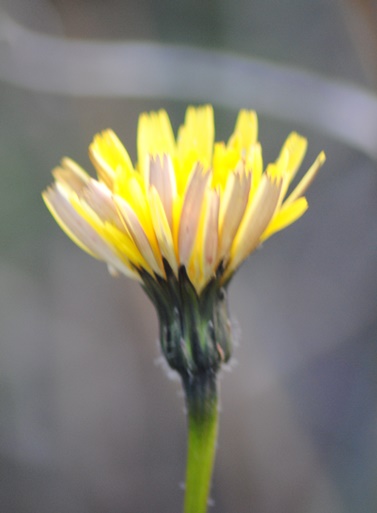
[0,1,377,512]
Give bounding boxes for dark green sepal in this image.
[140,262,232,379]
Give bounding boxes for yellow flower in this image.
[43,105,325,294]
[43,106,326,513]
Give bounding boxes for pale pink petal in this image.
[218,166,251,262]
[227,174,282,276]
[178,164,210,265]
[43,186,137,279]
[82,180,126,232]
[148,154,176,229]
[52,158,90,194]
[202,188,220,283]
[148,186,178,275]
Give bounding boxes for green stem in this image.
[182,372,219,513]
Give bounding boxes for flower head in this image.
[43,105,325,375]
[43,105,325,293]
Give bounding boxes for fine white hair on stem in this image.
[154,352,180,382]
[229,315,242,348]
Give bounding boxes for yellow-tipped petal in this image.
[276,132,308,179]
[89,130,134,190]
[284,151,326,206]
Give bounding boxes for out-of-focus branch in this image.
[1,11,377,161]
[342,0,377,85]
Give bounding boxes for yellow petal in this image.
[276,132,307,180]
[227,174,282,276]
[260,197,308,241]
[212,142,240,190]
[89,130,134,190]
[247,142,263,192]
[176,105,214,191]
[103,222,149,276]
[178,105,214,165]
[228,110,258,150]
[137,110,176,179]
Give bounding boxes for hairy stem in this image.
[182,372,219,513]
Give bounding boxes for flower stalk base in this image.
[182,372,219,513]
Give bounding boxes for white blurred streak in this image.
[1,12,377,161]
